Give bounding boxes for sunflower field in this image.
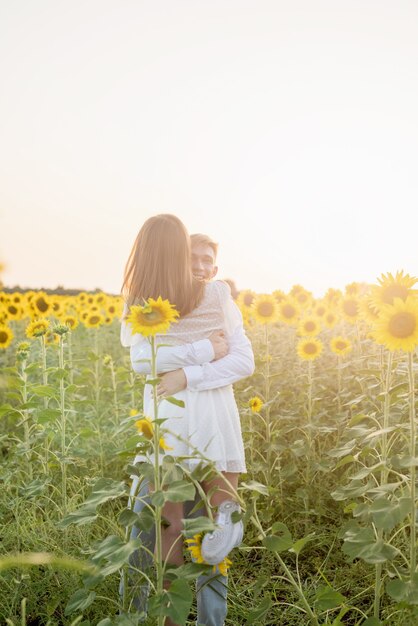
[1,271,418,626]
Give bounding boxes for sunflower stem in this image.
[109,359,120,427]
[150,336,164,626]
[21,357,33,480]
[59,334,67,516]
[374,349,393,619]
[408,351,416,577]
[264,324,272,487]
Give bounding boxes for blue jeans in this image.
[120,477,227,626]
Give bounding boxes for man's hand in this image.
[156,369,187,397]
[209,330,228,360]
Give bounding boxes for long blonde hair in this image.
[121,214,205,317]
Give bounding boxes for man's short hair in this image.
[190,233,218,259]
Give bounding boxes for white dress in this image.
[121,281,247,473]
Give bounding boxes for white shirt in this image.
[130,325,254,390]
[122,281,255,390]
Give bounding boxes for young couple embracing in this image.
[121,214,254,626]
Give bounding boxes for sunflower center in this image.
[244,294,254,307]
[0,331,8,344]
[336,341,347,350]
[141,310,164,325]
[282,304,296,318]
[304,342,317,354]
[383,285,409,304]
[316,306,326,316]
[36,298,49,312]
[89,315,100,325]
[343,300,358,316]
[388,312,416,338]
[258,302,274,317]
[305,321,316,332]
[8,305,18,315]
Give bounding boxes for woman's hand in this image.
[156,369,187,397]
[209,330,228,360]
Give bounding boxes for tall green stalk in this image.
[59,334,67,515]
[264,325,272,486]
[150,336,164,626]
[408,351,416,577]
[374,350,393,619]
[19,352,33,480]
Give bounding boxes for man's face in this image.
[191,243,218,281]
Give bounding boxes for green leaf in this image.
[91,536,142,576]
[81,478,127,508]
[183,516,217,538]
[370,496,410,532]
[118,508,140,528]
[314,585,346,610]
[59,505,98,528]
[148,579,193,624]
[163,480,196,503]
[36,408,61,424]
[386,574,418,604]
[30,384,57,398]
[342,525,399,563]
[289,533,315,555]
[335,455,356,469]
[64,588,96,615]
[331,479,374,501]
[164,396,185,408]
[361,618,382,626]
[240,480,269,496]
[263,534,293,553]
[245,597,272,624]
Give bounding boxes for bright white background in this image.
[1,0,417,296]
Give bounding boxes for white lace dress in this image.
[121,281,247,473]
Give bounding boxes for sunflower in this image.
[278,299,300,325]
[44,330,60,346]
[372,297,418,352]
[340,297,360,324]
[313,302,327,318]
[293,289,312,309]
[248,396,263,413]
[135,417,154,440]
[25,318,50,338]
[159,437,173,451]
[185,533,232,576]
[83,313,105,328]
[297,337,323,361]
[323,310,338,329]
[5,302,22,320]
[324,288,342,304]
[345,282,362,297]
[358,296,380,324]
[237,290,256,310]
[251,294,279,325]
[50,297,65,318]
[63,315,79,330]
[126,297,179,337]
[330,336,352,356]
[297,316,321,337]
[0,324,13,349]
[290,284,304,296]
[32,291,52,316]
[371,270,418,310]
[273,289,286,303]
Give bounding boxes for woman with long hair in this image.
[121,214,254,625]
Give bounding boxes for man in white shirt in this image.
[122,233,254,626]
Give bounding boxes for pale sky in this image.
[1,0,417,297]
